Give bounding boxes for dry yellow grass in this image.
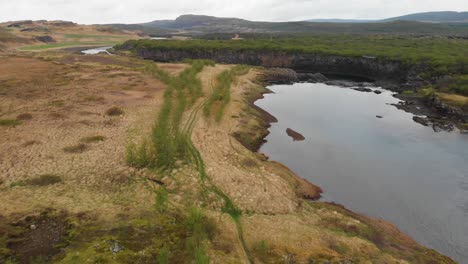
[0,51,455,263]
[437,92,468,108]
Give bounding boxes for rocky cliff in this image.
[120,45,425,87]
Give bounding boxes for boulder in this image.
[265,68,298,84]
[286,128,305,141]
[353,87,373,92]
[413,116,429,126]
[297,72,328,83]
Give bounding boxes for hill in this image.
[307,11,468,23]
[384,11,468,23]
[132,14,468,37]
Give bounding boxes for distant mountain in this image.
[305,19,372,23]
[384,11,468,23]
[306,12,468,23]
[106,13,468,37]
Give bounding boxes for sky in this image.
[1,0,467,24]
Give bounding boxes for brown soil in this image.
[4,211,70,263]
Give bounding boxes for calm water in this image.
[256,83,468,263]
[81,46,112,55]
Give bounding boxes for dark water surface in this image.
[256,82,468,262]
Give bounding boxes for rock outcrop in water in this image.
[286,128,305,141]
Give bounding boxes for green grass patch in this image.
[0,119,21,127]
[18,41,118,51]
[420,87,436,97]
[435,74,468,96]
[127,60,214,170]
[80,135,105,143]
[63,34,124,39]
[401,90,415,95]
[204,65,250,122]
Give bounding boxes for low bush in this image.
[80,135,106,143]
[26,174,62,186]
[63,143,88,153]
[105,106,124,116]
[16,113,33,120]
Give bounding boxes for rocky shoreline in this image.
[264,67,468,132]
[118,44,467,132]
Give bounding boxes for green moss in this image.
[401,90,415,95]
[0,119,21,127]
[58,209,216,264]
[80,135,106,143]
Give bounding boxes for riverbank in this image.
[0,51,456,263]
[117,38,468,132]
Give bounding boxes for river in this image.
[256,82,468,262]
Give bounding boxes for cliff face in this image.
[130,47,418,85]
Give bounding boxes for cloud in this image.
[0,0,466,24]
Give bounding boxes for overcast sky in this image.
[1,0,467,24]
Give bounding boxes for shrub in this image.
[105,106,124,116]
[26,174,62,186]
[16,113,33,120]
[63,143,88,153]
[80,135,105,143]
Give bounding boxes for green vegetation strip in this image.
[119,36,468,75]
[127,60,214,170]
[204,65,250,122]
[127,62,252,263]
[18,41,119,51]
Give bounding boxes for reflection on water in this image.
[256,82,468,262]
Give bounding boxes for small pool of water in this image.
[81,46,113,55]
[256,82,468,262]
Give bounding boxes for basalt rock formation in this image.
[118,44,426,88]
